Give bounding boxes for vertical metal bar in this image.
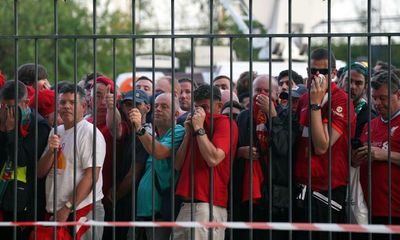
[151,37,155,236]
[111,37,117,240]
[130,1,137,239]
[268,36,272,240]
[33,38,39,240]
[387,36,392,227]
[367,3,373,240]
[53,1,59,240]
[91,1,97,239]
[327,2,333,240]
[306,36,313,240]
[190,36,195,240]
[209,0,214,239]
[151,37,155,230]
[229,36,233,240]
[248,1,253,240]
[288,1,293,239]
[72,37,78,240]
[170,1,176,239]
[346,37,352,236]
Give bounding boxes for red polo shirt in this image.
[295,83,356,191]
[175,113,238,208]
[360,113,400,217]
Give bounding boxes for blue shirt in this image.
[137,125,185,217]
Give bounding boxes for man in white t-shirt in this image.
[38,83,106,240]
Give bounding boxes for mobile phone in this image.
[351,139,363,149]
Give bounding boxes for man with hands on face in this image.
[294,48,356,240]
[0,81,50,239]
[38,84,106,240]
[233,75,296,240]
[174,84,238,240]
[352,71,400,238]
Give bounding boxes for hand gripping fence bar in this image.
[2,221,400,234]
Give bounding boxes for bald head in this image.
[252,75,278,100]
[155,76,181,98]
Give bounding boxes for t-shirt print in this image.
[48,143,67,177]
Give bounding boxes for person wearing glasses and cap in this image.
[103,89,152,240]
[294,48,356,240]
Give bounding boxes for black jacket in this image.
[0,111,50,216]
[232,107,299,220]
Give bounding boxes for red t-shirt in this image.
[295,83,356,191]
[360,113,400,217]
[87,118,117,195]
[175,113,238,208]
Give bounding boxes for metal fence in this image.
[1,0,400,240]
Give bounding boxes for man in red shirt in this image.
[174,84,238,240]
[294,48,356,240]
[353,70,400,240]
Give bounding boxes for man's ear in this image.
[23,98,30,108]
[331,68,337,81]
[216,101,224,114]
[145,103,151,113]
[396,89,400,99]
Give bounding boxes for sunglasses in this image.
[310,68,330,75]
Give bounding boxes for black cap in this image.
[122,89,149,104]
[279,84,307,100]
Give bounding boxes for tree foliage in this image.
[0,0,138,82]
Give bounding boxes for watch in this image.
[65,201,74,212]
[310,104,322,111]
[194,128,206,136]
[136,126,146,136]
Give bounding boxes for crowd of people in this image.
[0,47,399,240]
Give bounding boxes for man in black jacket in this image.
[232,75,300,240]
[0,80,50,239]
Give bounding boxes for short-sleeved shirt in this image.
[45,119,106,212]
[295,83,356,191]
[360,112,400,217]
[175,113,239,208]
[87,117,116,196]
[136,125,185,217]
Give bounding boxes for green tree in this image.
[0,0,139,83]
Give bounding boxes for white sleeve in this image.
[79,125,106,170]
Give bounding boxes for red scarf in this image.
[242,94,271,202]
[253,94,269,154]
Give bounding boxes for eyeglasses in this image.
[310,68,330,75]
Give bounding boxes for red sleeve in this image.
[330,93,351,135]
[211,117,238,157]
[0,70,4,88]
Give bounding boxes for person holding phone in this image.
[353,71,400,240]
[294,48,356,240]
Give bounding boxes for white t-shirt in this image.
[45,119,106,213]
